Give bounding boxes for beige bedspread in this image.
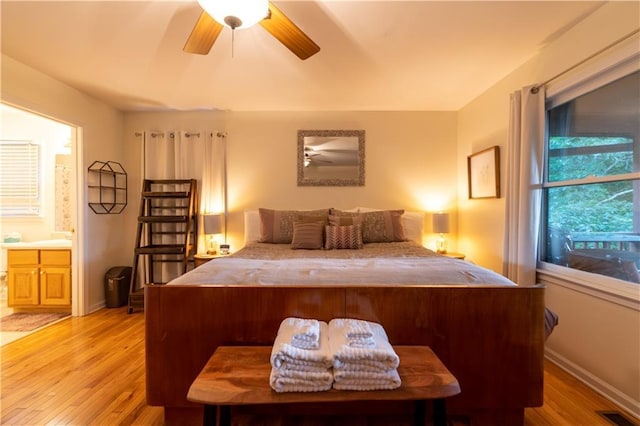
[168,241,516,286]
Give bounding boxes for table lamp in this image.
[433,212,450,254]
[203,213,223,254]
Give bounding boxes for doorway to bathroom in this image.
[0,103,81,341]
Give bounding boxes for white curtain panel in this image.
[503,86,545,286]
[199,132,227,238]
[141,130,225,283]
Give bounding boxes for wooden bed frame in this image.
[145,284,546,425]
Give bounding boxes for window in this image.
[542,71,640,284]
[0,140,42,216]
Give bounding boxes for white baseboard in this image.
[545,348,640,420]
[88,301,106,314]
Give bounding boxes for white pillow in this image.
[243,210,261,245]
[401,211,425,244]
[343,207,424,243]
[343,206,379,213]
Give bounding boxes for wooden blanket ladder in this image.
[128,179,198,313]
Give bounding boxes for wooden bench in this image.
[187,345,461,426]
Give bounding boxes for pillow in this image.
[343,207,424,243]
[325,224,363,249]
[298,215,330,225]
[291,221,325,250]
[343,207,379,213]
[259,208,330,243]
[244,210,261,245]
[401,211,425,244]
[328,214,362,226]
[331,209,406,243]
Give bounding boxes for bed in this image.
[145,208,552,425]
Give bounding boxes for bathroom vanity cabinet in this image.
[7,249,71,308]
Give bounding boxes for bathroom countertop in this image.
[1,239,72,249]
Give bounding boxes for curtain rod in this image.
[531,28,639,94]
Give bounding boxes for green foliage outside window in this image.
[547,136,636,233]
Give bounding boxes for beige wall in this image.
[456,1,640,415]
[1,55,130,313]
[124,110,458,252]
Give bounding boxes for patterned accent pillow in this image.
[298,215,330,225]
[259,208,330,243]
[324,224,363,250]
[291,221,325,250]
[331,209,406,243]
[328,214,362,226]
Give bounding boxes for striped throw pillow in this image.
[291,221,325,249]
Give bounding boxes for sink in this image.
[1,239,72,249]
[30,239,72,247]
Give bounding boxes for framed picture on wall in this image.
[467,146,500,199]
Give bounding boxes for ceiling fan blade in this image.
[184,11,224,55]
[259,2,320,60]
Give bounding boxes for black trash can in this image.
[104,266,132,308]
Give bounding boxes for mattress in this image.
[168,241,516,286]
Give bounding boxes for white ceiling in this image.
[1,0,605,112]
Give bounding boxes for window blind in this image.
[0,140,41,216]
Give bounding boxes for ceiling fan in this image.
[184,0,320,60]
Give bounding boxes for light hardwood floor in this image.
[0,307,637,425]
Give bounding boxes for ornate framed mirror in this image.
[297,130,365,186]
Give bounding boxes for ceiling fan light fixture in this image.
[198,0,269,30]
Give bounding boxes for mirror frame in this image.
[297,129,365,186]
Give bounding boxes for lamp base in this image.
[436,235,447,254]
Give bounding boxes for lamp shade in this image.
[198,0,269,29]
[203,213,223,235]
[433,212,450,234]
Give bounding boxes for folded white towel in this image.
[269,368,333,393]
[328,319,400,371]
[331,318,376,348]
[280,317,320,350]
[271,321,332,371]
[348,337,376,348]
[333,368,401,391]
[340,318,374,340]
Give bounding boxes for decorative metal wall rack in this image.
[87,160,127,214]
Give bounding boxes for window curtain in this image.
[503,86,545,286]
[140,130,226,282]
